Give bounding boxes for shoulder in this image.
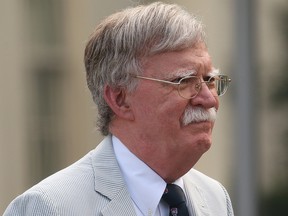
[184,169,234,216]
[185,168,224,190]
[3,189,59,216]
[32,150,96,197]
[4,150,101,215]
[184,169,227,200]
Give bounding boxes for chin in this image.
[202,140,212,152]
[194,134,212,153]
[200,133,212,143]
[182,134,212,157]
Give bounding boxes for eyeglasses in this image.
[134,74,231,99]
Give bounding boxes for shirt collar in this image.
[112,135,167,216]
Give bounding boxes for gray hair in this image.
[84,2,205,135]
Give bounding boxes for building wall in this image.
[1,0,287,214]
[0,0,30,211]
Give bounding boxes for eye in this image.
[205,76,217,88]
[203,76,214,82]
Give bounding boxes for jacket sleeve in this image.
[219,183,234,216]
[3,190,59,216]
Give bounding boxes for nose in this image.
[190,82,219,109]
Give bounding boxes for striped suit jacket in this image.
[4,136,234,215]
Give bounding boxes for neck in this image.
[110,125,200,183]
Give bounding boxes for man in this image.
[4,2,233,216]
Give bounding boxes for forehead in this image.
[142,44,212,78]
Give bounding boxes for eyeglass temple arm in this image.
[135,75,180,85]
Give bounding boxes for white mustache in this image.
[181,106,217,126]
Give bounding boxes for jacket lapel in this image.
[91,136,136,216]
[183,174,211,216]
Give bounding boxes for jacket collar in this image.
[91,136,136,215]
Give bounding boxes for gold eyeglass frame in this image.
[133,74,231,99]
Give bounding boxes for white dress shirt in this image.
[112,136,185,216]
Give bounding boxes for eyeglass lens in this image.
[216,75,229,96]
[178,75,229,99]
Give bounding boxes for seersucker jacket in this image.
[4,136,234,216]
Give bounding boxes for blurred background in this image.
[1,0,287,215]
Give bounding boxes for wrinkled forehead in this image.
[141,43,213,78]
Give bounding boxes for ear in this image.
[103,85,135,121]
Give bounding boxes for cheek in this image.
[135,100,186,133]
[157,98,188,120]
[131,83,189,125]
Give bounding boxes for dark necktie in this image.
[162,184,190,216]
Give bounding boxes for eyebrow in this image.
[164,69,197,80]
[208,68,219,76]
[161,67,219,81]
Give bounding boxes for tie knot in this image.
[162,184,187,207]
